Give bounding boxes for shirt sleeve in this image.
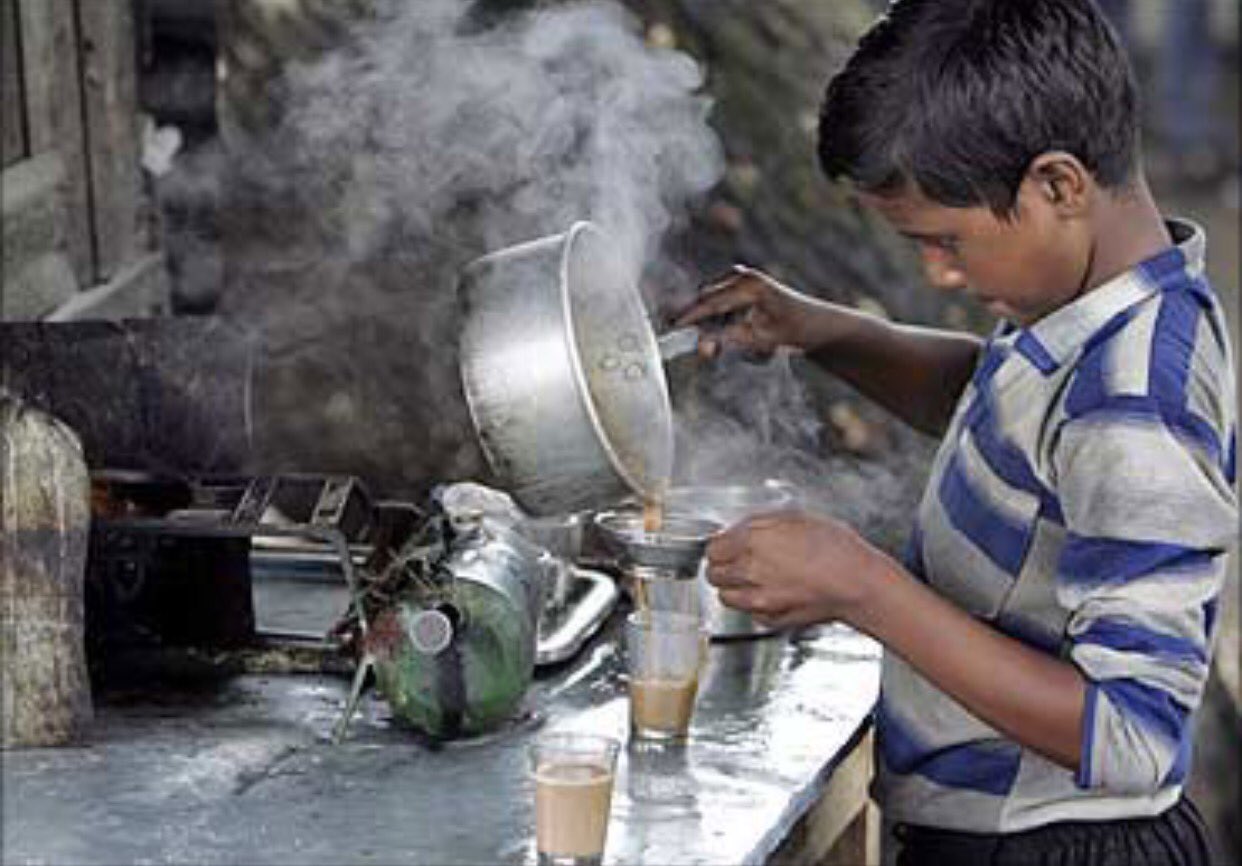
[1052,398,1237,794]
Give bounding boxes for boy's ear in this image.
[1026,152,1091,215]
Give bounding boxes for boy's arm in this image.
[1048,397,1236,792]
[676,266,982,436]
[708,514,1087,770]
[852,555,1086,770]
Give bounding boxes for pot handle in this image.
[656,326,700,362]
[657,303,762,363]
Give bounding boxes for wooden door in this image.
[2,0,154,321]
[1,0,90,319]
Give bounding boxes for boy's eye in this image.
[903,233,961,256]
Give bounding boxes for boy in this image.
[676,0,1237,863]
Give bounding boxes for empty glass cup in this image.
[630,566,701,618]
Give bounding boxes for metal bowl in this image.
[662,479,797,524]
[593,510,720,574]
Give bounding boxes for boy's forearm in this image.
[802,306,983,436]
[849,554,1086,771]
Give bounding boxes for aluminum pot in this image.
[665,480,798,639]
[458,222,673,517]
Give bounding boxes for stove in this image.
[86,471,616,677]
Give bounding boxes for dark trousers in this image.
[894,797,1214,866]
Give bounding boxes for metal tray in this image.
[536,567,618,666]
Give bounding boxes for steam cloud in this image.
[671,352,932,552]
[215,0,723,493]
[196,0,924,550]
[257,0,721,270]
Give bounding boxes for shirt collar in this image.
[999,217,1207,373]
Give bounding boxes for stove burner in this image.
[86,473,403,674]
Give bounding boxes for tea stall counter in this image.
[0,621,881,865]
[543,621,881,866]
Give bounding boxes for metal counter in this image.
[1,617,880,865]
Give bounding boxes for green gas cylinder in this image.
[348,516,547,739]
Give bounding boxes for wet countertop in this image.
[1,614,880,865]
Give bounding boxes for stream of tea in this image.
[635,496,665,612]
[642,497,664,534]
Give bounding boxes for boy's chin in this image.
[977,297,1012,318]
[983,300,1037,327]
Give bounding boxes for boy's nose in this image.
[923,256,967,292]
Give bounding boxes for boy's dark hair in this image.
[818,0,1140,215]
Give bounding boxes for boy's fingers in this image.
[705,525,749,563]
[716,320,765,352]
[674,290,749,327]
[706,562,753,589]
[717,587,760,614]
[697,267,740,292]
[702,264,755,294]
[696,336,722,359]
[719,588,786,622]
[674,270,761,327]
[745,509,802,530]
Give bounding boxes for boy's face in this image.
[859,178,1091,327]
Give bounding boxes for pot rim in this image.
[558,221,673,501]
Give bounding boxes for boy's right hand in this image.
[674,265,825,359]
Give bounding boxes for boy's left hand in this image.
[704,510,881,629]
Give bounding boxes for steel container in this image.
[457,222,674,517]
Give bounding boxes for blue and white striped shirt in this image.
[874,218,1238,833]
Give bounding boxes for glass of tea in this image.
[624,610,709,744]
[529,731,620,866]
